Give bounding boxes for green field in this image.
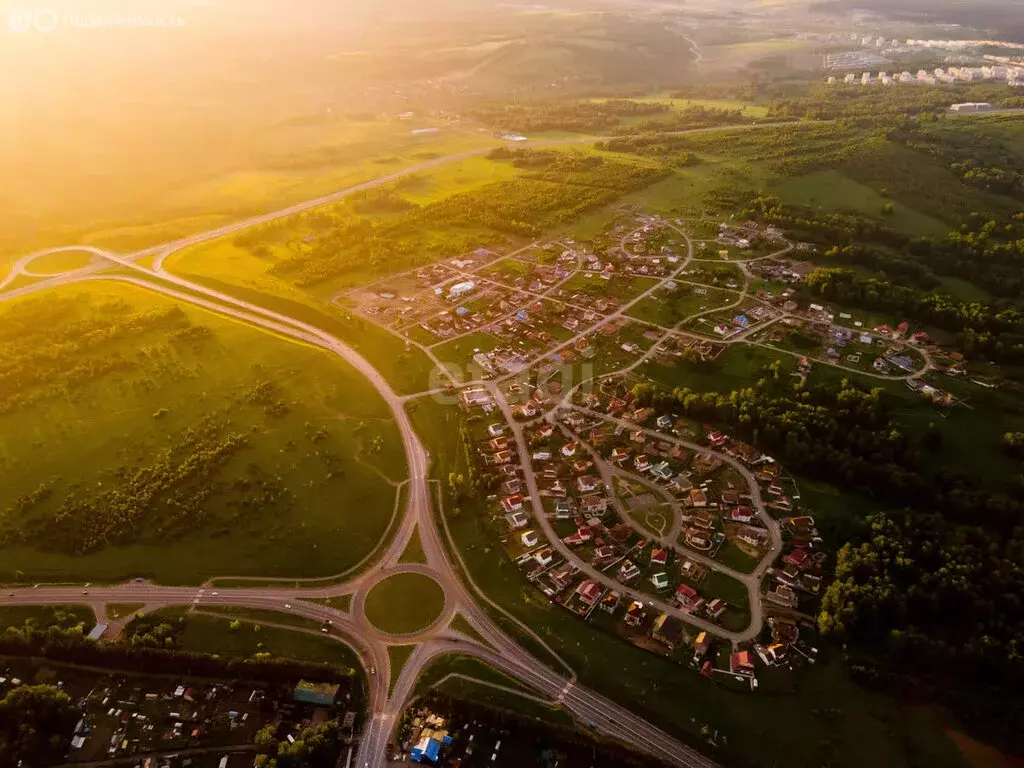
[388,644,416,695]
[646,344,795,392]
[398,528,428,565]
[0,282,406,584]
[23,250,99,275]
[627,284,739,328]
[133,608,362,672]
[773,169,949,237]
[364,573,446,635]
[166,269,439,396]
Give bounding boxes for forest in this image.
[631,364,1024,751]
[467,99,670,134]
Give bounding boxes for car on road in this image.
[82,591,88,595]
[284,603,292,609]
[211,591,219,596]
[369,666,376,676]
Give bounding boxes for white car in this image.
[284,603,292,609]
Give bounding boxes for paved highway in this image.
[0,262,720,768]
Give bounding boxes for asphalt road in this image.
[0,263,719,768]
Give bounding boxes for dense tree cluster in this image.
[821,511,1024,750]
[0,684,80,768]
[0,624,354,687]
[613,105,752,135]
[595,134,702,166]
[469,99,669,134]
[765,83,1016,122]
[255,721,343,768]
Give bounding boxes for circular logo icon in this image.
[7,7,34,32]
[33,7,58,32]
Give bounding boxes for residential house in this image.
[577,475,600,493]
[533,548,554,567]
[501,479,522,496]
[650,572,670,590]
[765,585,799,609]
[554,500,573,519]
[506,511,529,529]
[576,580,603,608]
[731,506,755,524]
[720,491,741,505]
[593,545,616,563]
[610,446,631,464]
[650,548,668,567]
[546,479,567,498]
[501,495,524,514]
[706,598,727,618]
[684,489,708,508]
[730,650,755,676]
[624,601,646,627]
[532,451,552,462]
[693,631,710,660]
[634,454,651,472]
[489,436,511,452]
[571,459,593,475]
[656,414,673,430]
[607,398,627,414]
[675,583,700,610]
[630,429,646,444]
[783,549,810,570]
[521,530,539,548]
[580,494,609,515]
[563,526,593,546]
[619,560,641,582]
[707,431,728,448]
[600,591,621,614]
[487,423,506,438]
[461,388,491,407]
[537,424,555,439]
[561,442,578,458]
[652,614,686,647]
[650,461,673,481]
[632,407,654,423]
[548,563,575,591]
[670,474,693,494]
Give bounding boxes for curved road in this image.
[0,264,719,768]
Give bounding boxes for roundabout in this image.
[363,570,446,637]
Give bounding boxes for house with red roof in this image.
[576,580,603,607]
[730,650,755,675]
[783,548,810,570]
[731,506,755,524]
[675,583,700,610]
[650,548,668,566]
[501,495,524,513]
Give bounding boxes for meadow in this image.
[0,282,406,584]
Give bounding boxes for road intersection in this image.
[0,254,721,768]
[0,125,909,767]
